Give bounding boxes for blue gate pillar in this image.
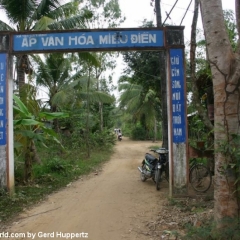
[0,33,14,194]
[167,47,188,196]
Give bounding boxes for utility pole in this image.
[155,0,162,26]
[155,0,168,149]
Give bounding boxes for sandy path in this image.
[3,138,169,240]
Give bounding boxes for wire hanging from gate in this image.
[180,0,193,26]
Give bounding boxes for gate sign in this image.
[13,29,164,52]
[170,49,186,143]
[0,54,7,145]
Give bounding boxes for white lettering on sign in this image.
[173,104,182,112]
[22,37,37,47]
[1,74,4,81]
[172,92,181,101]
[0,86,4,93]
[131,33,156,44]
[69,36,94,45]
[174,128,182,136]
[99,34,128,44]
[0,120,3,128]
[0,109,4,116]
[172,80,181,88]
[0,131,3,139]
[42,37,64,46]
[0,97,3,104]
[173,115,182,124]
[0,62,4,70]
[99,34,115,44]
[171,56,179,65]
[16,31,161,50]
[171,67,180,77]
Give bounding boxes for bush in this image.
[184,217,240,240]
[131,126,147,140]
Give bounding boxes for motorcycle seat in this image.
[145,153,157,162]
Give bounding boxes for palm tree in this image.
[118,81,160,140]
[33,53,73,112]
[33,52,114,132]
[0,0,92,91]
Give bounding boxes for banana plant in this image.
[13,94,69,182]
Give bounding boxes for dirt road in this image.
[3,138,169,240]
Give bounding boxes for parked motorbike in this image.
[118,134,122,141]
[138,148,169,190]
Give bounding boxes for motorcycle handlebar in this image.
[150,149,169,154]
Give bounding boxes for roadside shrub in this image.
[131,126,146,140]
[183,217,240,240]
[90,130,116,148]
[46,158,71,173]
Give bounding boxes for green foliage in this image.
[184,217,240,240]
[165,198,240,240]
[86,0,124,28]
[183,220,213,240]
[13,94,68,150]
[0,0,93,31]
[90,129,116,148]
[131,126,146,140]
[117,21,163,139]
[217,134,240,193]
[118,81,160,137]
[46,158,71,173]
[224,10,238,51]
[188,114,209,141]
[189,157,208,166]
[61,127,116,151]
[13,93,69,181]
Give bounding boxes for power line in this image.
[162,0,179,26]
[180,0,193,25]
[161,2,194,13]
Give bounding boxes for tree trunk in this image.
[17,55,26,98]
[31,141,41,164]
[99,102,103,132]
[153,117,157,142]
[200,0,239,226]
[86,70,91,158]
[24,140,33,182]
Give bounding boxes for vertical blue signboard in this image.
[0,54,7,145]
[170,49,186,143]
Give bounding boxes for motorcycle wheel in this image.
[140,164,147,182]
[155,169,161,190]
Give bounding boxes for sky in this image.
[118,0,235,36]
[111,0,236,93]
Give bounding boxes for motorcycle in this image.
[138,148,169,190]
[118,134,122,141]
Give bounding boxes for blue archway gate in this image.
[0,26,188,196]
